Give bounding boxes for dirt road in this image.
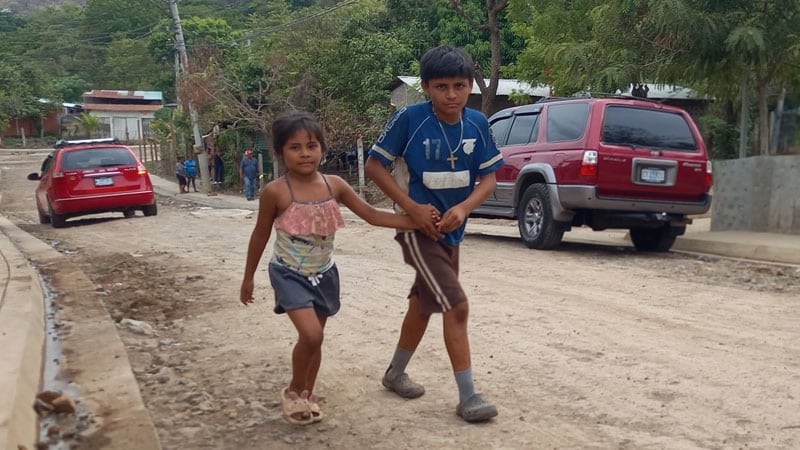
[2,149,799,449]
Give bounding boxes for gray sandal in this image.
[382,372,425,399]
[456,393,498,422]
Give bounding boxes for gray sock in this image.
[454,368,475,404]
[386,347,414,379]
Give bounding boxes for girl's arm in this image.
[330,175,427,230]
[365,156,440,238]
[240,182,279,305]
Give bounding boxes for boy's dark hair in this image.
[419,45,475,82]
[271,111,327,156]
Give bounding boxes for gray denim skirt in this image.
[268,262,341,316]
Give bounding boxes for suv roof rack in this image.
[535,92,663,104]
[54,137,120,148]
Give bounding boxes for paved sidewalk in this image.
[2,174,799,449]
[0,217,45,450]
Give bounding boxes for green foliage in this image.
[148,16,238,65]
[0,10,25,32]
[0,60,54,135]
[11,0,798,159]
[104,38,163,90]
[698,109,739,160]
[83,0,166,42]
[49,76,92,103]
[77,112,100,138]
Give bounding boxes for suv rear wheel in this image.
[518,183,565,250]
[629,225,679,252]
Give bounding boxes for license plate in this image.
[640,168,665,183]
[94,177,113,186]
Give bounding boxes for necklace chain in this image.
[437,116,463,155]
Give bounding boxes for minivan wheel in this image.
[630,225,676,252]
[518,183,565,250]
[48,203,67,228]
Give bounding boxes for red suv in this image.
[27,138,157,228]
[473,96,712,251]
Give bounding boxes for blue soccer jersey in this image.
[370,101,504,245]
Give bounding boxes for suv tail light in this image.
[580,150,598,177]
[705,160,713,190]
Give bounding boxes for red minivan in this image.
[28,138,157,228]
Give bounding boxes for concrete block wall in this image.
[711,154,800,234]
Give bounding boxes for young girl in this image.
[240,111,438,425]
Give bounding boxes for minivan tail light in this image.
[705,160,713,190]
[137,165,148,176]
[580,150,598,176]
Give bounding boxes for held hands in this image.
[409,203,442,240]
[436,205,467,233]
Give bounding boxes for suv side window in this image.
[546,102,589,142]
[506,114,540,145]
[602,106,697,150]
[490,116,512,146]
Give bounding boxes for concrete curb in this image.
[0,216,45,450]
[673,231,800,265]
[0,216,162,450]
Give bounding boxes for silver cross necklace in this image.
[436,114,463,170]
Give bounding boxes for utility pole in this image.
[170,0,211,193]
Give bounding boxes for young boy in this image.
[365,45,504,422]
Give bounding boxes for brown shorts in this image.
[394,230,466,314]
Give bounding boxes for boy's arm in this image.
[365,155,441,238]
[437,172,497,233]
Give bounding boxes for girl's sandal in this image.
[280,388,313,425]
[307,393,323,423]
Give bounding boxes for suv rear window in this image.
[61,148,136,170]
[602,106,697,150]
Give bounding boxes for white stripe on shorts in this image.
[403,231,451,310]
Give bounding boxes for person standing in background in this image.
[184,156,198,192]
[213,150,225,184]
[240,149,260,200]
[175,157,188,194]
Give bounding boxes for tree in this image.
[77,112,100,138]
[507,0,800,157]
[104,38,164,90]
[448,0,510,114]
[0,64,49,141]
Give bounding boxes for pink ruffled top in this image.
[271,176,344,276]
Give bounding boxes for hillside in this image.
[0,0,83,14]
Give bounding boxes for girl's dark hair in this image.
[271,111,327,156]
[419,45,475,82]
